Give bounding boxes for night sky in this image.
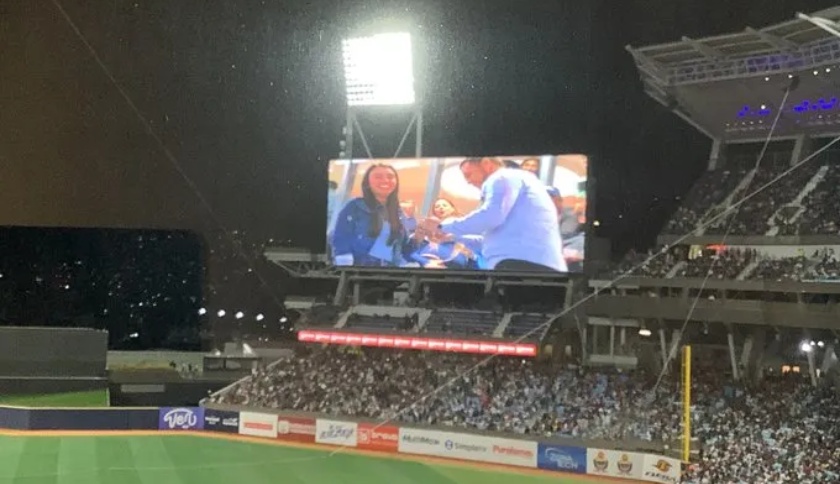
[2,0,837,255]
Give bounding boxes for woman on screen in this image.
[330,164,419,267]
[410,198,484,270]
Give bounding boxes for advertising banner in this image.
[315,419,358,447]
[203,409,239,434]
[277,417,316,443]
[536,443,586,474]
[158,407,204,430]
[642,454,681,484]
[238,411,278,438]
[357,423,399,452]
[398,428,537,468]
[586,448,645,480]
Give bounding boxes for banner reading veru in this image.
[158,407,204,431]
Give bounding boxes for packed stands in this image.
[210,346,840,483]
[662,163,750,234]
[676,248,755,279]
[779,162,840,236]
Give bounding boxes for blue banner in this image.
[158,407,204,430]
[203,409,239,434]
[537,443,587,474]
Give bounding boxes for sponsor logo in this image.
[162,408,199,429]
[277,419,316,435]
[318,424,354,441]
[222,417,238,427]
[203,410,238,433]
[593,451,609,472]
[158,407,204,430]
[492,445,534,458]
[617,454,633,475]
[401,435,440,446]
[245,421,274,431]
[444,440,487,453]
[545,448,579,470]
[643,459,678,484]
[358,428,398,444]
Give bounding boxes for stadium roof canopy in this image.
[628,7,840,142]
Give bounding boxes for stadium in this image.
[2,4,840,484]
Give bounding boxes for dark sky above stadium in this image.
[2,0,837,254]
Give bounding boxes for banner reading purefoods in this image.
[315,419,358,447]
[586,448,645,480]
[158,407,204,430]
[398,428,537,468]
[641,454,681,484]
[536,443,586,474]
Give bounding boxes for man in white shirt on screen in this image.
[418,157,566,272]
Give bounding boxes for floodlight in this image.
[235,311,244,320]
[198,307,207,316]
[638,328,652,337]
[217,309,226,317]
[342,32,415,107]
[800,341,813,353]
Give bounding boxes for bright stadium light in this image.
[800,341,813,353]
[198,307,207,316]
[342,32,415,107]
[256,313,264,322]
[235,311,244,320]
[217,309,226,318]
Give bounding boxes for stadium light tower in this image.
[340,32,422,159]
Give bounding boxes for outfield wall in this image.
[0,403,682,483]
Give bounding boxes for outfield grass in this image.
[0,434,604,484]
[0,389,109,408]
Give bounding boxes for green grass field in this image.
[0,389,109,408]
[0,434,603,484]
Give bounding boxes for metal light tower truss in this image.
[340,32,422,159]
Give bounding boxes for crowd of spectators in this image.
[677,248,755,279]
[663,155,840,237]
[663,165,750,234]
[605,246,840,283]
[210,346,840,483]
[704,162,819,236]
[779,163,840,236]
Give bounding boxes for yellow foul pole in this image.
[682,345,692,463]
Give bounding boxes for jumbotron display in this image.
[327,155,587,273]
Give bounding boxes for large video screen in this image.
[327,155,587,273]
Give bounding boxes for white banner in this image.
[315,419,358,447]
[398,428,537,468]
[642,454,681,484]
[238,411,277,438]
[586,448,645,480]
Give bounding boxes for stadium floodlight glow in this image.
[198,307,207,316]
[217,309,226,318]
[235,311,244,320]
[800,341,813,353]
[638,328,652,337]
[256,313,264,322]
[279,316,288,323]
[342,32,415,107]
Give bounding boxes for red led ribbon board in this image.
[297,330,537,357]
